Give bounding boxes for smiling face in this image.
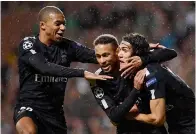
[95,43,118,73]
[40,12,66,42]
[118,41,134,69]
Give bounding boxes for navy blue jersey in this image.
[17,35,97,114]
[89,48,177,133]
[145,63,195,130]
[90,68,167,133]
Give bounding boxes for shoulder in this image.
[59,37,80,48]
[61,37,88,49]
[21,36,37,44]
[146,63,164,75]
[145,63,166,87]
[61,37,76,44]
[19,36,37,50]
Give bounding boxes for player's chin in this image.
[55,36,63,42]
[101,65,112,73]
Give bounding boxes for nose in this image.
[60,24,66,31]
[100,57,106,65]
[118,51,123,58]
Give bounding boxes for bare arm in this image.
[127,98,166,126]
[126,68,166,126]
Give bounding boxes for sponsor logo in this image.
[146,77,157,87]
[35,74,68,83]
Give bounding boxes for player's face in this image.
[118,41,133,69]
[44,13,66,42]
[95,44,118,73]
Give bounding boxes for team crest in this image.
[94,87,104,99]
[23,40,33,50]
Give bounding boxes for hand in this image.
[129,104,139,113]
[84,71,113,80]
[149,43,166,49]
[134,68,146,90]
[120,56,142,78]
[125,105,139,120]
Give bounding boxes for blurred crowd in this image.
[1,1,195,134]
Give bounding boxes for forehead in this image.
[95,44,115,54]
[119,42,132,49]
[48,13,65,22]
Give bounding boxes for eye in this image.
[96,54,101,59]
[122,48,130,53]
[55,23,60,26]
[102,53,110,57]
[55,21,65,26]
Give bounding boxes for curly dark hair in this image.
[122,33,149,56]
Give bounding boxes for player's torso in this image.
[18,36,72,111]
[162,67,195,128]
[97,73,131,103]
[120,89,159,132]
[146,64,195,128]
[97,73,161,132]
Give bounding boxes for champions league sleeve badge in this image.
[23,40,33,50]
[94,87,104,99]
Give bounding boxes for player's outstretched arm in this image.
[28,55,112,80]
[19,39,110,80]
[69,40,98,64]
[120,46,177,78]
[27,53,84,78]
[84,71,113,80]
[149,43,166,49]
[140,47,177,66]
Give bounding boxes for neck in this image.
[39,32,53,46]
[111,62,120,77]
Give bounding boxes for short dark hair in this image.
[38,6,64,22]
[122,33,149,56]
[93,34,119,48]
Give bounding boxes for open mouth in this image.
[119,60,127,69]
[119,59,125,64]
[57,33,63,37]
[102,65,110,70]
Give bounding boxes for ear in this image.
[116,48,119,55]
[40,21,46,30]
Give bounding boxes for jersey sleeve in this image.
[18,37,85,78]
[70,41,98,64]
[145,69,166,100]
[19,37,39,63]
[89,77,139,123]
[91,85,115,110]
[141,48,177,66]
